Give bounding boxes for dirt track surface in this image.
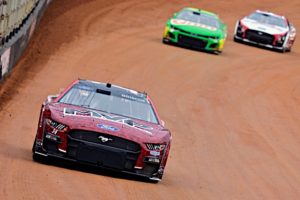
[1,0,300,199]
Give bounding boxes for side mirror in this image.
[289,23,296,37]
[47,95,58,103]
[290,23,296,31]
[161,120,165,126]
[222,23,227,30]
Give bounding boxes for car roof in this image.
[76,79,148,102]
[255,10,286,19]
[182,7,218,18]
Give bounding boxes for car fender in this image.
[234,20,239,35]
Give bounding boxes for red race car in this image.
[32,79,171,182]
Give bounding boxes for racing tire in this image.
[32,139,45,162]
[149,179,160,184]
[162,38,169,44]
[233,36,240,42]
[279,47,287,53]
[213,50,222,55]
[32,152,43,162]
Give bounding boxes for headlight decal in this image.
[146,143,166,151]
[46,119,67,131]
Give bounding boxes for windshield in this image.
[59,86,159,124]
[247,12,287,28]
[176,10,220,28]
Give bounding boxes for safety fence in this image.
[0,0,51,81]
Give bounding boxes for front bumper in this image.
[163,26,224,52]
[32,131,165,181]
[233,25,287,51]
[234,35,285,50]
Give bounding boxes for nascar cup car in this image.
[234,10,296,52]
[32,79,171,182]
[163,7,227,54]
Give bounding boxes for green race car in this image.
[163,8,227,54]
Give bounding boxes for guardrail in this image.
[0,0,51,81]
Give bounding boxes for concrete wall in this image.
[0,0,52,81]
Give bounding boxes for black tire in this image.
[213,50,222,55]
[32,152,42,162]
[279,48,287,53]
[148,179,159,184]
[162,38,169,44]
[233,36,239,42]
[32,139,45,162]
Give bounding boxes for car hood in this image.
[241,17,288,35]
[170,19,223,37]
[47,103,170,143]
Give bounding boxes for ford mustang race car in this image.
[234,10,296,52]
[163,7,227,54]
[32,79,171,181]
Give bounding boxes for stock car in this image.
[32,79,172,182]
[234,10,296,52]
[163,7,227,54]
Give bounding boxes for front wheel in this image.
[279,47,287,53]
[285,46,292,52]
[32,139,46,162]
[149,177,161,183]
[214,50,222,55]
[32,152,42,162]
[162,38,170,44]
[233,36,240,42]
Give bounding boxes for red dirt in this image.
[0,0,300,199]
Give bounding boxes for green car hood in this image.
[169,19,224,37]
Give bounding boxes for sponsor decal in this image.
[243,19,288,34]
[150,151,160,156]
[257,27,266,31]
[78,89,90,96]
[97,124,119,132]
[64,108,153,135]
[121,94,147,103]
[1,48,11,77]
[171,19,217,31]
